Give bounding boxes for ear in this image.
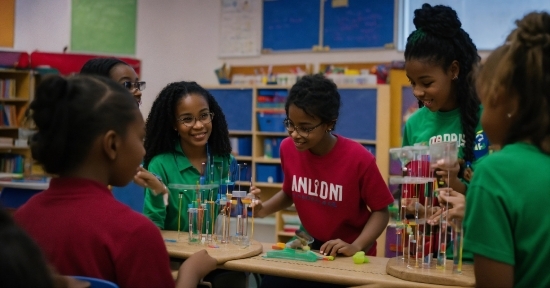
[102,130,120,160]
[328,119,337,131]
[449,60,460,79]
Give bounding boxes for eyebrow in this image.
[118,76,139,82]
[177,108,210,117]
[288,119,315,126]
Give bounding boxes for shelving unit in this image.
[0,69,36,175]
[207,83,390,250]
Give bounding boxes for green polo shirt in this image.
[143,143,234,231]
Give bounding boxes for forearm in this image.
[352,208,390,251]
[449,177,467,194]
[256,190,293,218]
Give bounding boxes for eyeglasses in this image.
[177,112,214,127]
[123,81,146,91]
[283,118,323,137]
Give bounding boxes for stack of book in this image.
[0,137,13,147]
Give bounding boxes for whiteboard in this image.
[219,0,262,58]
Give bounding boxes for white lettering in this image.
[319,182,328,199]
[298,177,307,194]
[330,184,342,201]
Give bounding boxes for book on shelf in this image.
[283,224,300,233]
[0,137,13,146]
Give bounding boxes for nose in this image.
[192,118,205,129]
[133,89,142,105]
[413,86,424,98]
[289,129,301,139]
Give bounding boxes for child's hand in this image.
[247,186,263,216]
[320,239,361,257]
[427,188,465,224]
[431,160,460,185]
[177,250,217,284]
[134,167,166,195]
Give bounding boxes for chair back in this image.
[0,188,43,211]
[71,276,119,288]
[111,182,145,213]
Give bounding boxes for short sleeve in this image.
[143,158,168,229]
[362,160,394,211]
[464,167,515,266]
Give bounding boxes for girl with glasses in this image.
[251,74,394,288]
[80,58,168,201]
[143,81,261,231]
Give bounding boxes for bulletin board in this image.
[71,0,137,55]
[0,0,15,47]
[262,0,394,52]
[323,0,394,49]
[219,0,262,58]
[262,0,320,52]
[337,88,378,140]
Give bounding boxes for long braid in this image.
[454,30,480,165]
[405,4,481,165]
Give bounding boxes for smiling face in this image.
[405,59,459,112]
[286,104,333,155]
[109,63,142,106]
[174,93,212,152]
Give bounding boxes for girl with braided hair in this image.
[463,11,550,287]
[401,3,490,264]
[403,3,489,193]
[143,81,261,231]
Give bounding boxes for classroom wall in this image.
[11,0,488,118]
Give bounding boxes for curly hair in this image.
[144,81,232,167]
[477,12,550,154]
[285,74,341,129]
[30,75,138,175]
[405,3,480,165]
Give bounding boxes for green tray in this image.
[264,248,318,262]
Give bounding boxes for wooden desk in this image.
[160,231,263,264]
[164,238,465,288]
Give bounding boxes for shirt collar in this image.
[174,142,194,172]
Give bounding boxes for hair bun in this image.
[513,12,550,48]
[413,3,462,38]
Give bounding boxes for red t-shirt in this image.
[14,178,175,288]
[281,135,394,256]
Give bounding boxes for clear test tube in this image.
[231,190,249,247]
[215,195,228,243]
[422,180,435,267]
[207,200,216,243]
[453,219,464,274]
[223,193,232,244]
[436,200,448,269]
[198,203,207,244]
[188,206,198,244]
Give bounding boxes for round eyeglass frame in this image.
[177,112,215,127]
[283,118,324,137]
[123,81,146,92]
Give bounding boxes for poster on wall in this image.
[0,0,15,48]
[219,0,262,58]
[71,0,137,55]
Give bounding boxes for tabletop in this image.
[160,230,263,265]
[164,236,470,288]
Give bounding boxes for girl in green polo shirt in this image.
[143,81,260,231]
